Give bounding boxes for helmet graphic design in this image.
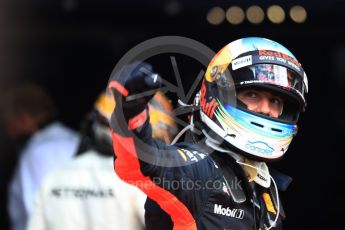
[200,37,308,161]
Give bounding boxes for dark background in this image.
[0,0,344,229]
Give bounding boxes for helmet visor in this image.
[216,64,304,105]
[216,64,303,123]
[236,64,304,97]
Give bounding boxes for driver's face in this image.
[237,89,284,118]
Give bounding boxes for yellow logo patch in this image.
[262,193,276,214]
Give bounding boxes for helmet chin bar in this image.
[200,101,296,161]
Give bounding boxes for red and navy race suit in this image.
[110,105,285,230]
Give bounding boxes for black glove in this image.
[110,61,161,119]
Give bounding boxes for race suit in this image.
[111,106,287,230]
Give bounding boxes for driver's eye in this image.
[270,97,283,106]
[245,91,258,99]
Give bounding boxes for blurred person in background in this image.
[27,89,177,230]
[0,83,80,230]
[148,91,178,144]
